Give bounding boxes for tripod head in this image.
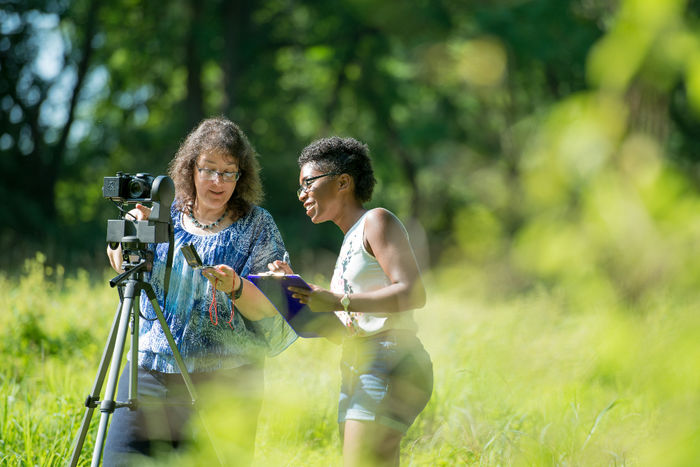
[109,246,154,288]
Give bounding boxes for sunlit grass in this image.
[0,255,699,465]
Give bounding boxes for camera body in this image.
[103,172,156,202]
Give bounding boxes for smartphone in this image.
[180,243,215,270]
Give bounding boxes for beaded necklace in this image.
[188,206,228,230]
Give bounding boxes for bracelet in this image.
[229,276,244,300]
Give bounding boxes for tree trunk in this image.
[185,0,204,129]
[221,0,254,118]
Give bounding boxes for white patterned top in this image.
[330,209,418,336]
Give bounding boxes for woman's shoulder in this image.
[241,205,275,224]
[363,207,409,240]
[170,203,183,228]
[364,207,402,226]
[236,205,280,233]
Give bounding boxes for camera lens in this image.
[128,178,150,198]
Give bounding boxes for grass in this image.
[1,254,699,465]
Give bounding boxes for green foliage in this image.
[3,0,700,273]
[0,255,114,465]
[0,0,612,269]
[1,257,699,465]
[3,1,700,464]
[1,254,103,370]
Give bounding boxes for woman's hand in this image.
[288,286,341,313]
[127,203,152,221]
[267,260,293,274]
[201,264,239,294]
[202,264,280,320]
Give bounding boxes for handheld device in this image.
[180,243,215,269]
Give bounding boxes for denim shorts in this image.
[338,330,433,434]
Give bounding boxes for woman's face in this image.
[193,149,239,213]
[298,163,339,224]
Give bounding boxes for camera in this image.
[103,172,175,245]
[103,172,156,202]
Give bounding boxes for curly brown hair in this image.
[168,117,263,218]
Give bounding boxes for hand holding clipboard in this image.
[246,272,346,340]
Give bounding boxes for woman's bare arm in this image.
[290,208,426,314]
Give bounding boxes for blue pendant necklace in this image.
[188,206,228,230]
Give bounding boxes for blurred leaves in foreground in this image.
[1,254,699,465]
[443,0,700,310]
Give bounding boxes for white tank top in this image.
[330,210,418,336]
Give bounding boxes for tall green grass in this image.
[1,254,698,465]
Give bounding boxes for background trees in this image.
[2,0,700,302]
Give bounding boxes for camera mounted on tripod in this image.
[69,173,198,465]
[103,172,174,245]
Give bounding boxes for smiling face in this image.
[298,163,341,224]
[194,149,239,216]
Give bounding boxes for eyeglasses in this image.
[297,173,338,197]
[196,165,241,182]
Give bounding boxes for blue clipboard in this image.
[246,273,346,340]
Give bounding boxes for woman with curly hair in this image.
[104,117,296,465]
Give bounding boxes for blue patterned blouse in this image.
[136,204,297,373]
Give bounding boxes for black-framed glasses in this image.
[297,173,338,197]
[196,165,241,182]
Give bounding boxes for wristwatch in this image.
[230,277,244,300]
[340,293,350,312]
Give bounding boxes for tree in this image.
[0,0,99,261]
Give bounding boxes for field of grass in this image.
[1,254,699,466]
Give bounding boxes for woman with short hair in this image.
[271,136,433,466]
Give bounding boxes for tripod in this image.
[68,247,223,466]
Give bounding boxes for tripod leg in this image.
[142,285,198,400]
[129,295,140,405]
[90,280,139,466]
[68,301,123,467]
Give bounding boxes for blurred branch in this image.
[185,0,204,127]
[386,122,420,218]
[54,0,101,175]
[221,0,254,118]
[322,31,362,131]
[626,81,670,141]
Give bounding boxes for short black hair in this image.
[298,136,376,203]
